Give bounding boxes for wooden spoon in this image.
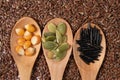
[10,17,41,80]
[42,18,73,80]
[73,23,106,80]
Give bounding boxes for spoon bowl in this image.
[10,17,41,80]
[73,23,106,80]
[42,18,73,80]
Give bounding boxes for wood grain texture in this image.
[73,23,106,80]
[42,18,73,80]
[10,17,41,80]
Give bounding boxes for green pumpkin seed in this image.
[50,50,66,61]
[63,35,67,42]
[47,51,55,59]
[42,36,46,43]
[43,41,58,50]
[56,30,62,44]
[51,49,58,54]
[54,39,57,43]
[55,51,67,61]
[57,23,66,35]
[56,43,69,52]
[44,32,55,37]
[46,36,56,41]
[48,23,56,33]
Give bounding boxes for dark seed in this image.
[76,23,102,64]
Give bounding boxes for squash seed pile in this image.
[42,22,70,61]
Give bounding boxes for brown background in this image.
[0,0,120,80]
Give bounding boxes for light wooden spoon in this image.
[10,17,41,80]
[73,23,106,80]
[42,18,73,80]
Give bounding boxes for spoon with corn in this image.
[10,17,41,80]
[42,18,73,80]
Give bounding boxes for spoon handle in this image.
[80,70,97,80]
[82,76,96,80]
[49,63,64,80]
[17,64,32,80]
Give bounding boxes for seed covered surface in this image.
[0,0,120,79]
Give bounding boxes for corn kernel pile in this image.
[15,24,41,56]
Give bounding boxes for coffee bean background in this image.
[0,0,120,80]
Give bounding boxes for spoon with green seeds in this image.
[42,18,73,80]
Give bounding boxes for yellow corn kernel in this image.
[31,35,41,45]
[17,38,26,46]
[25,24,36,32]
[15,28,25,36]
[24,31,32,40]
[23,40,31,49]
[15,46,24,56]
[25,47,36,56]
[16,46,21,52]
